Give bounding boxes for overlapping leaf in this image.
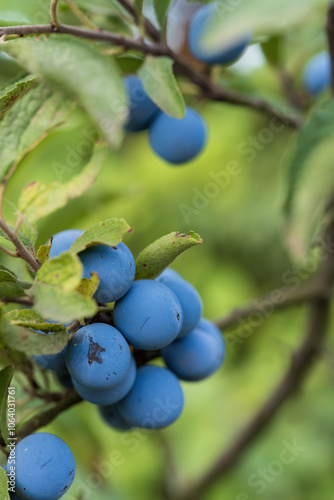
[69,218,131,253]
[5,36,128,147]
[0,75,37,119]
[135,231,203,280]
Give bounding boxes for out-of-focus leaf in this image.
[0,75,37,119]
[153,0,171,28]
[0,270,30,300]
[261,35,284,66]
[0,10,31,26]
[69,218,131,253]
[135,231,203,280]
[32,252,97,323]
[0,364,14,447]
[17,145,106,223]
[203,0,326,51]
[4,36,128,147]
[0,83,70,183]
[138,56,185,118]
[0,467,9,499]
[76,272,99,298]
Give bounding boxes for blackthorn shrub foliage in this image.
[0,0,333,498]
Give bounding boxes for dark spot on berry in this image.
[87,336,106,365]
[177,314,180,321]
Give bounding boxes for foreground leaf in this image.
[18,145,106,223]
[0,364,14,447]
[203,0,325,51]
[138,57,185,118]
[153,0,171,28]
[135,231,203,280]
[4,36,128,147]
[0,83,70,183]
[285,100,334,215]
[0,466,10,499]
[32,252,97,323]
[0,75,37,119]
[0,270,30,300]
[76,272,100,298]
[6,309,66,333]
[70,218,131,254]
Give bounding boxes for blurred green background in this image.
[1,1,334,499]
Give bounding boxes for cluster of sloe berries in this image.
[3,432,75,500]
[35,229,226,432]
[123,2,251,165]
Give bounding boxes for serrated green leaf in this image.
[0,83,70,183]
[135,230,203,280]
[36,253,82,291]
[37,244,51,265]
[153,0,171,28]
[32,252,97,323]
[70,218,131,254]
[6,310,65,333]
[285,100,334,215]
[4,36,128,147]
[0,270,28,300]
[0,75,37,119]
[203,0,325,51]
[17,145,105,223]
[1,316,68,356]
[76,272,100,298]
[0,466,10,499]
[0,364,14,447]
[138,57,185,118]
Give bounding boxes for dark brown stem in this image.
[0,219,40,271]
[173,218,334,500]
[326,3,334,95]
[0,24,302,127]
[117,0,161,42]
[16,390,82,441]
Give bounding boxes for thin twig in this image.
[215,279,325,331]
[0,24,302,127]
[0,219,40,271]
[326,3,334,95]
[50,0,61,28]
[0,244,18,258]
[173,217,334,500]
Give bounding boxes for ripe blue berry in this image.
[149,107,207,164]
[303,51,331,95]
[72,355,137,405]
[124,75,159,132]
[188,3,251,65]
[157,274,202,338]
[49,229,83,259]
[113,279,183,350]
[66,323,131,390]
[12,432,75,500]
[162,318,226,381]
[99,403,133,431]
[117,365,184,429]
[79,242,135,304]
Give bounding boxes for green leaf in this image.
[0,219,38,252]
[0,270,29,300]
[1,313,68,356]
[0,10,31,26]
[134,0,144,16]
[32,252,97,323]
[0,83,70,183]
[0,466,10,499]
[74,0,123,15]
[76,272,99,298]
[261,35,284,66]
[17,145,106,223]
[37,244,51,265]
[6,309,66,333]
[0,75,37,119]
[153,0,171,28]
[4,36,128,147]
[35,253,82,291]
[285,100,334,215]
[0,364,14,447]
[135,230,203,280]
[203,0,325,51]
[69,218,132,254]
[138,57,185,118]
